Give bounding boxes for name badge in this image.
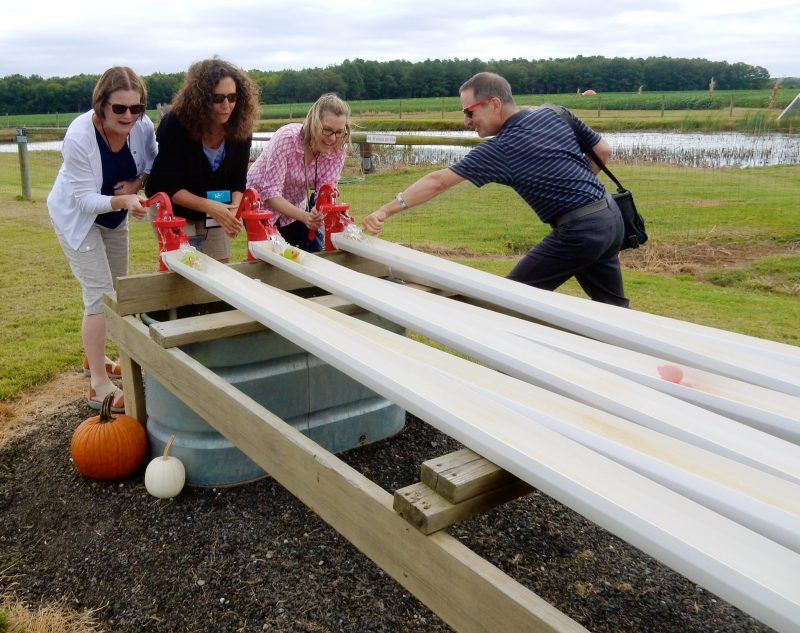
[205,190,231,228]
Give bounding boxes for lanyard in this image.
[304,151,319,210]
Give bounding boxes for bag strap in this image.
[546,104,625,192]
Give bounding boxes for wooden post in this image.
[661,94,666,118]
[16,127,31,200]
[360,142,375,174]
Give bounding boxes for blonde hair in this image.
[92,67,148,119]
[301,93,351,152]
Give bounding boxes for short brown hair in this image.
[459,72,515,106]
[92,67,148,119]
[171,57,260,143]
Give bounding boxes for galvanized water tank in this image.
[142,304,406,487]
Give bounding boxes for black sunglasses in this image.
[211,93,238,104]
[110,103,146,115]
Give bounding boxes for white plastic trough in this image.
[334,235,800,396]
[161,248,800,632]
[250,241,800,484]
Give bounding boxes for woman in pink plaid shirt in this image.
[247,93,351,252]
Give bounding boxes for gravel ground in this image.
[0,394,773,633]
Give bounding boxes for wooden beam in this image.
[104,309,586,633]
[112,252,389,317]
[394,479,533,535]
[146,295,367,348]
[421,448,529,504]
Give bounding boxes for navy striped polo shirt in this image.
[450,107,606,224]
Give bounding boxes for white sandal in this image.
[87,384,125,413]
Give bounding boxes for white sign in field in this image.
[365,133,397,144]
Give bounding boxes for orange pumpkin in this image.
[71,393,147,480]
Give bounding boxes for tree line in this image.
[1,55,775,115]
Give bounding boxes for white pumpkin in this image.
[145,435,186,498]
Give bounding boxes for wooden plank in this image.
[156,249,800,631]
[147,295,368,348]
[394,479,533,535]
[113,251,389,316]
[250,241,800,484]
[104,310,586,633]
[335,235,800,395]
[421,448,523,504]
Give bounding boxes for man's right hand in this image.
[362,210,387,235]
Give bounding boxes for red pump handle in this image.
[143,192,189,271]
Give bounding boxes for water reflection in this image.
[6,131,799,169]
[252,131,800,169]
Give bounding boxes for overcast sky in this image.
[3,0,798,81]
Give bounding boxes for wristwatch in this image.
[396,192,408,210]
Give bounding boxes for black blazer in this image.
[146,111,251,221]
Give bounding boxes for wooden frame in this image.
[105,257,588,633]
[106,249,800,632]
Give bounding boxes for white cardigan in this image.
[47,110,157,250]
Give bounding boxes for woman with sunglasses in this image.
[145,57,260,261]
[47,66,157,413]
[247,93,351,252]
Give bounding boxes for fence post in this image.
[360,142,375,173]
[16,127,32,200]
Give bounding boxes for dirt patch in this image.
[413,238,799,280]
[620,239,798,275]
[0,370,86,446]
[0,374,772,633]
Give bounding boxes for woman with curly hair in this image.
[247,93,350,252]
[146,57,260,261]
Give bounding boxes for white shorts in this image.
[55,221,129,315]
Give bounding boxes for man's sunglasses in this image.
[462,97,492,118]
[110,103,146,115]
[211,93,238,104]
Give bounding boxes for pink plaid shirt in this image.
[246,123,347,227]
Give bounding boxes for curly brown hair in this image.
[171,57,260,143]
[92,67,148,120]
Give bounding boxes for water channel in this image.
[254,131,800,169]
[4,131,799,169]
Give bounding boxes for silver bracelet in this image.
[395,191,408,210]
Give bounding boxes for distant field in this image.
[2,89,797,135]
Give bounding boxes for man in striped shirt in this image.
[363,72,629,307]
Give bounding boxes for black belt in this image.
[551,195,610,227]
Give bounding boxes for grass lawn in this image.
[1,156,798,399]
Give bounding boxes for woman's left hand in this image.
[112,178,142,196]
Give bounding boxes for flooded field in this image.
[4,131,799,170]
